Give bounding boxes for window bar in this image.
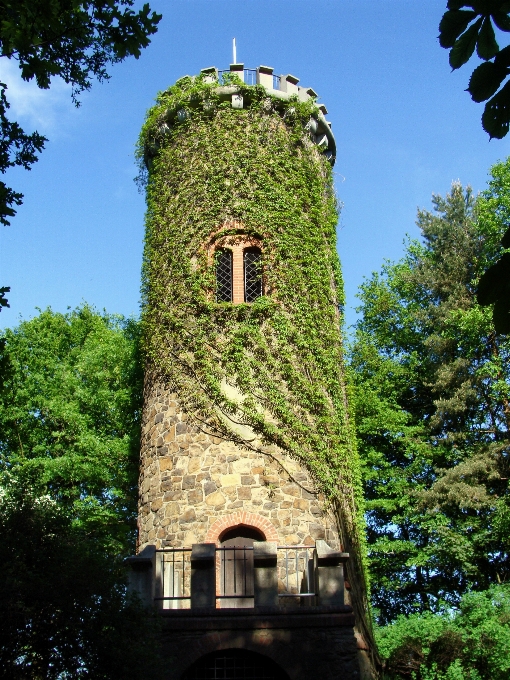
[233,548,237,594]
[296,550,299,593]
[285,548,289,592]
[244,546,247,595]
[216,249,233,302]
[223,547,226,596]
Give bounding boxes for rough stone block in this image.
[159,458,173,472]
[179,508,196,523]
[182,475,196,489]
[205,490,225,507]
[237,486,251,500]
[203,481,217,496]
[220,473,241,487]
[188,457,202,474]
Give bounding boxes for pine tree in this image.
[352,176,510,623]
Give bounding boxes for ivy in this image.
[137,73,371,635]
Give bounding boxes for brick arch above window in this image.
[205,512,279,546]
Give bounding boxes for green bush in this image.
[376,585,510,679]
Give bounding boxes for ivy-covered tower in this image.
[133,64,377,680]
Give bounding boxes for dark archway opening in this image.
[219,526,265,609]
[182,648,290,680]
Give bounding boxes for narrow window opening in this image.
[244,247,262,302]
[216,249,233,302]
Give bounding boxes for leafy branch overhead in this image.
[0,0,162,226]
[477,225,510,332]
[439,1,510,138]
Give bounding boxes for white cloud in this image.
[0,58,73,134]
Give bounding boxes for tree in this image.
[376,584,510,679]
[0,0,161,226]
[0,1,162,311]
[0,305,143,553]
[0,307,158,677]
[475,160,510,333]
[0,468,163,679]
[351,178,510,624]
[439,1,510,139]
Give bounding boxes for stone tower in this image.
[129,64,377,680]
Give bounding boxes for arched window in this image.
[215,248,233,302]
[244,247,262,302]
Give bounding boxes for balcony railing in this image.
[215,68,280,90]
[128,540,348,610]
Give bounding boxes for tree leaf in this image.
[468,61,507,102]
[439,9,478,48]
[493,297,510,333]
[477,17,499,60]
[491,10,510,32]
[449,18,484,69]
[477,252,510,305]
[482,79,510,137]
[494,44,510,66]
[501,225,510,247]
[0,285,10,310]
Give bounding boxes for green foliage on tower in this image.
[137,73,369,621]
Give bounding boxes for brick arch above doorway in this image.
[205,511,278,545]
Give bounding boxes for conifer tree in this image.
[352,175,510,623]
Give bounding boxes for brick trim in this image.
[205,512,279,545]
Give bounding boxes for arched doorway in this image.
[182,648,290,680]
[219,526,264,608]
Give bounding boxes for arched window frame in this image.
[208,224,264,304]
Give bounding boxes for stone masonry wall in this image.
[137,381,341,552]
[159,608,360,680]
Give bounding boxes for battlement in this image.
[201,65,322,105]
[144,64,336,166]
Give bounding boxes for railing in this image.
[277,545,316,600]
[155,548,192,609]
[130,540,347,610]
[215,69,279,89]
[244,69,257,86]
[155,544,317,608]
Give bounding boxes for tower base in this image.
[159,606,360,680]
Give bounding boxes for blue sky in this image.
[1,0,510,331]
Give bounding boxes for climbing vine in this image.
[137,72,371,633]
